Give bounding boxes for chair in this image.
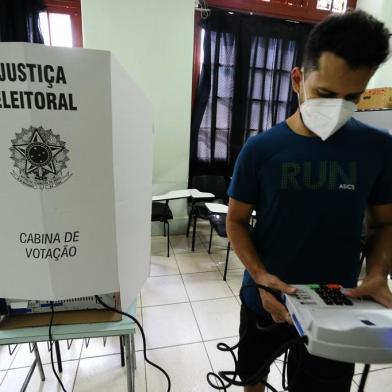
[151,201,173,257]
[186,175,227,251]
[207,213,231,281]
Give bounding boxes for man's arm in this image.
[227,197,296,323]
[365,204,392,277]
[346,204,392,308]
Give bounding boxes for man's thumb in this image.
[275,280,297,295]
[343,287,364,298]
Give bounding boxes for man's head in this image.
[292,10,390,104]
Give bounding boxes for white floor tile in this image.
[266,363,285,392]
[0,344,19,371]
[142,303,201,349]
[135,351,147,392]
[170,234,206,253]
[354,362,392,375]
[176,251,219,274]
[141,275,188,307]
[351,379,359,392]
[0,360,78,392]
[80,336,121,359]
[0,371,5,386]
[195,225,214,237]
[199,233,229,251]
[151,236,169,257]
[145,343,212,392]
[222,269,244,296]
[150,255,179,277]
[352,367,392,392]
[0,367,28,392]
[192,297,240,341]
[10,339,83,369]
[210,249,244,271]
[74,352,146,392]
[182,271,233,301]
[27,360,78,392]
[204,337,243,391]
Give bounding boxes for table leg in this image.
[131,334,136,371]
[55,340,63,373]
[34,343,45,381]
[124,334,135,392]
[120,336,125,367]
[20,359,37,392]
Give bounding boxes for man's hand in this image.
[256,272,297,324]
[345,274,392,308]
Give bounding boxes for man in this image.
[227,10,392,392]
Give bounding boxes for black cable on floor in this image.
[49,302,67,392]
[206,283,308,391]
[95,295,171,392]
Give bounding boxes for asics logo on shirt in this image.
[281,161,357,191]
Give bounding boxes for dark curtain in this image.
[0,0,46,43]
[190,9,313,181]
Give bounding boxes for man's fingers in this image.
[344,287,366,298]
[271,311,292,324]
[262,291,291,323]
[267,276,297,295]
[374,291,392,309]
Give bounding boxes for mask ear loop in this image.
[298,69,308,127]
[300,69,308,101]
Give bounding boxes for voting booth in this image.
[0,43,152,311]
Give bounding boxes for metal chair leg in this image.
[167,220,170,257]
[223,242,231,281]
[163,221,166,237]
[192,214,197,252]
[208,225,213,254]
[186,203,194,237]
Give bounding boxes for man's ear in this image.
[291,67,302,94]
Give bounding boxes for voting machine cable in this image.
[95,295,172,392]
[206,283,370,392]
[49,302,67,392]
[206,284,307,391]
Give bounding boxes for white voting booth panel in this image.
[0,43,152,310]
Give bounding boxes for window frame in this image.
[191,0,357,111]
[43,0,83,47]
[203,1,357,24]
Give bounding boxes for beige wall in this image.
[357,0,392,88]
[81,0,195,234]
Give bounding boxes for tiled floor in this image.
[1,222,392,391]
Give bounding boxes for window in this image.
[40,0,82,47]
[198,1,357,23]
[317,0,348,13]
[192,0,357,110]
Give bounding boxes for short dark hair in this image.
[303,10,390,72]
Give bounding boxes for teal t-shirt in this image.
[228,118,392,315]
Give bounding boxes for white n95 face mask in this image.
[298,75,357,141]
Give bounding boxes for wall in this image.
[357,0,392,88]
[81,0,195,234]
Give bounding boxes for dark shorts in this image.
[238,304,355,392]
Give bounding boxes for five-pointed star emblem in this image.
[12,129,64,178]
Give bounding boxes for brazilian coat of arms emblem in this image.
[10,126,72,189]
